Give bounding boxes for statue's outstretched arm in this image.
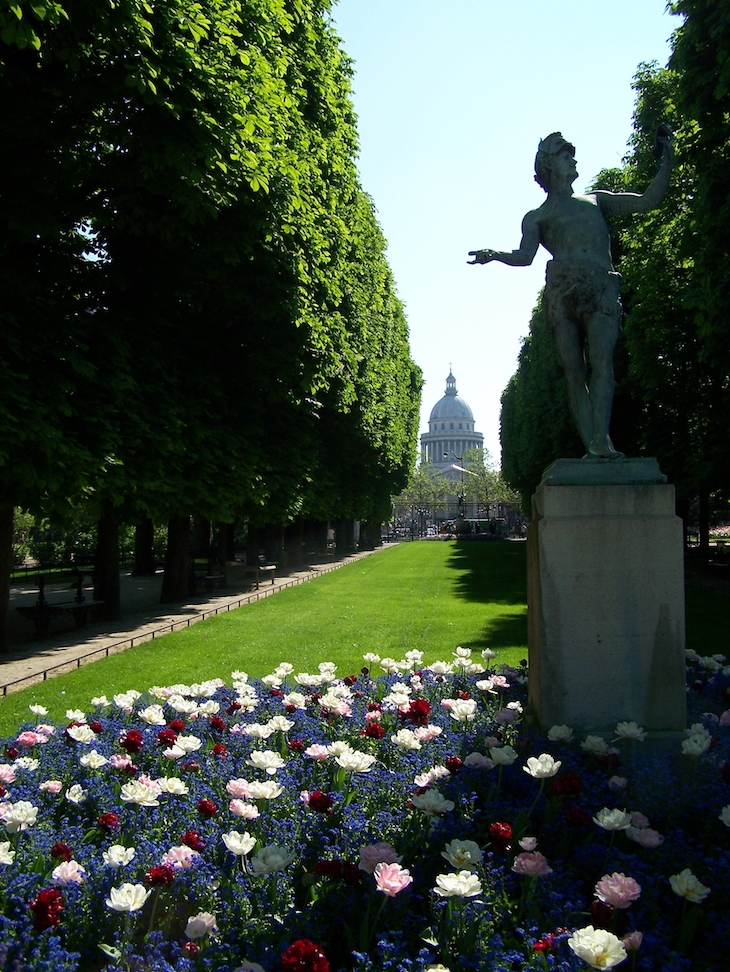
[468,210,540,266]
[595,134,674,217]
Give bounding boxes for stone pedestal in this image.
[527,458,686,733]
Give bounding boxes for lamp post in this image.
[444,451,466,520]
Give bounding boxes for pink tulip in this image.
[359,842,402,874]
[373,862,413,896]
[511,852,553,877]
[595,872,642,909]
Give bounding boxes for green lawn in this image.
[0,540,528,735]
[1,539,728,738]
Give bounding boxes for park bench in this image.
[16,576,103,639]
[243,564,276,588]
[189,559,226,594]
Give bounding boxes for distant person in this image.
[469,130,674,459]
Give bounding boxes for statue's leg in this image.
[551,314,593,453]
[585,309,623,459]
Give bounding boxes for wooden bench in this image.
[243,564,276,588]
[16,576,103,638]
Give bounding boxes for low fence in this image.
[1,558,353,697]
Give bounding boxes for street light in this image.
[444,451,466,519]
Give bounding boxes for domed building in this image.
[420,370,483,479]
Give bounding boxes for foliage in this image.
[461,449,519,510]
[0,649,729,970]
[499,298,581,512]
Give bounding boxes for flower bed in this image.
[1,646,729,971]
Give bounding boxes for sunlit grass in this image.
[0,541,528,734]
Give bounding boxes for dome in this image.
[428,371,475,422]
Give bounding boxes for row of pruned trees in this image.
[0,0,422,650]
[501,0,730,537]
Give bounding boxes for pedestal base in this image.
[527,459,686,733]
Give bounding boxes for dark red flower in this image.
[360,666,370,675]
[598,753,621,772]
[343,675,357,687]
[145,863,175,887]
[157,728,178,748]
[212,743,228,758]
[308,790,333,813]
[362,722,385,739]
[314,859,344,878]
[29,887,64,931]
[548,772,583,797]
[6,746,19,760]
[119,729,144,753]
[197,798,217,819]
[590,899,614,929]
[50,842,73,862]
[488,821,512,851]
[458,691,471,701]
[401,699,431,726]
[181,829,206,851]
[98,812,120,831]
[226,701,242,715]
[288,738,305,753]
[445,756,463,775]
[168,719,185,733]
[209,715,227,732]
[183,761,201,772]
[182,942,200,957]
[282,938,330,972]
[719,761,730,785]
[0,785,5,798]
[285,704,298,714]
[90,721,103,734]
[367,702,382,712]
[563,805,592,828]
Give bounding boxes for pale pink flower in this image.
[359,842,402,874]
[51,860,86,886]
[229,799,259,819]
[495,708,518,724]
[39,780,63,794]
[511,852,552,877]
[413,725,443,742]
[489,675,510,689]
[720,709,730,727]
[627,826,664,848]
[374,862,413,896]
[16,731,44,747]
[161,845,199,869]
[226,779,251,799]
[630,811,650,829]
[622,931,643,952]
[608,776,628,792]
[109,754,134,770]
[519,837,538,851]
[595,872,642,909]
[365,710,382,723]
[463,752,494,769]
[185,911,217,939]
[304,745,330,761]
[0,766,16,784]
[163,745,186,760]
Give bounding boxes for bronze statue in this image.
[469,130,674,459]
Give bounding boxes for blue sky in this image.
[331,0,677,463]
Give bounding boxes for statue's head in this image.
[534,132,576,191]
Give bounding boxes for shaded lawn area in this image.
[0,541,528,735]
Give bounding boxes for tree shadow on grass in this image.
[446,540,527,605]
[458,610,528,653]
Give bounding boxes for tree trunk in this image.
[132,518,156,576]
[699,487,710,561]
[224,522,236,562]
[335,518,347,555]
[0,507,13,654]
[193,516,212,561]
[264,522,284,565]
[94,512,121,620]
[286,519,304,569]
[345,518,356,552]
[246,523,260,567]
[160,515,191,603]
[314,520,329,557]
[676,496,689,552]
[215,522,229,586]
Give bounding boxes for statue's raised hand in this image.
[467,249,496,265]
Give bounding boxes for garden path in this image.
[1,548,386,697]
